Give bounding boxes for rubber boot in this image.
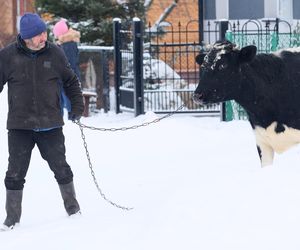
[59,182,81,216]
[3,190,23,230]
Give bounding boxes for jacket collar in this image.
[16,34,49,56]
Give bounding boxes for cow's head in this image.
[193,40,257,105]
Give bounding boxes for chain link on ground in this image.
[74,104,185,210]
[77,124,133,210]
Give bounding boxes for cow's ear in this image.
[195,54,206,65]
[239,45,257,63]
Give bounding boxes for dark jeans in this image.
[5,128,74,190]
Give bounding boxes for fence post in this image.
[101,50,110,113]
[219,20,229,41]
[132,17,144,116]
[271,18,280,51]
[198,0,204,44]
[113,18,121,114]
[219,20,229,121]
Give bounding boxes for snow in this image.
[1,87,300,249]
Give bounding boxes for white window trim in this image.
[277,0,293,19]
[216,0,229,20]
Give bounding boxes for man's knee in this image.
[56,174,73,185]
[4,177,25,190]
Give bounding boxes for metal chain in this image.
[74,104,185,210]
[73,105,185,132]
[77,124,133,210]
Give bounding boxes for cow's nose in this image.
[192,93,203,104]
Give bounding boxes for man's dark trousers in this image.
[5,128,74,190]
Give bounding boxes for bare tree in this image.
[150,0,179,32]
[144,0,153,10]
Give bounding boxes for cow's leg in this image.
[256,143,274,167]
[254,127,275,167]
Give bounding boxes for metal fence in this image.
[113,18,221,115]
[113,18,144,116]
[109,18,300,118]
[226,18,294,52]
[144,20,220,114]
[78,46,114,114]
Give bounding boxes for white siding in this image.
[265,0,293,19]
[264,0,277,18]
[216,0,229,19]
[278,0,293,19]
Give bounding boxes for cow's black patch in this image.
[195,54,206,65]
[275,123,285,133]
[257,145,262,159]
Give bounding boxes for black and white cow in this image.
[193,40,300,167]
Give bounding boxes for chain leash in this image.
[74,105,185,132]
[77,123,133,210]
[74,104,185,210]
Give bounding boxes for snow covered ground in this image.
[1,88,300,250]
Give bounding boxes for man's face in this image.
[24,31,47,51]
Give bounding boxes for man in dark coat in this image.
[0,13,84,230]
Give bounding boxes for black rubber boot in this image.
[3,190,23,230]
[59,182,81,216]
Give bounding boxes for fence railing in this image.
[78,46,114,114]
[114,18,222,116]
[111,18,299,118]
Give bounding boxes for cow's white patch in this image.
[254,122,300,166]
[211,49,227,70]
[273,47,300,58]
[282,47,300,53]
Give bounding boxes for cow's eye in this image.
[218,64,227,70]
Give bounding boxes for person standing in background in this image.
[53,19,81,80]
[53,19,82,113]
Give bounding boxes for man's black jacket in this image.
[0,35,84,130]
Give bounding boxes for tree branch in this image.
[151,0,179,31]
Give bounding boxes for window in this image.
[294,0,300,19]
[204,0,216,20]
[229,0,264,19]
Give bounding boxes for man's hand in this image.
[68,112,81,121]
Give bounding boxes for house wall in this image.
[146,0,200,72]
[0,0,15,35]
[204,0,300,20]
[0,0,35,48]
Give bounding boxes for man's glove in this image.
[68,112,82,121]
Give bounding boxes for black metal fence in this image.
[144,20,209,113]
[78,46,114,113]
[113,18,144,116]
[226,18,293,53]
[113,18,221,115]
[102,18,299,117]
